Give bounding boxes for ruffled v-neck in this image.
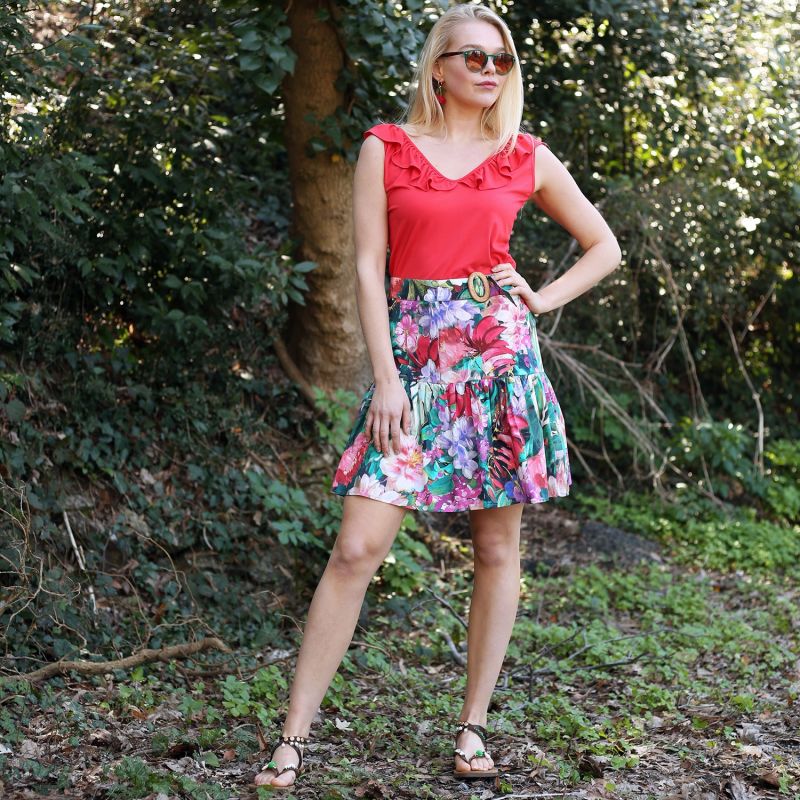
[365,122,536,192]
[361,121,549,279]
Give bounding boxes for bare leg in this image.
[454,503,523,775]
[255,495,407,787]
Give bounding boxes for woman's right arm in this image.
[352,133,412,458]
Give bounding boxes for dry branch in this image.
[722,315,765,475]
[63,510,97,618]
[272,334,320,409]
[16,636,232,684]
[424,588,468,631]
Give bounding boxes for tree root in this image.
[13,636,232,684]
[273,334,321,410]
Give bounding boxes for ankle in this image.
[279,717,311,740]
[280,731,311,743]
[458,716,487,727]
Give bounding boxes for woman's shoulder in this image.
[362,121,406,144]
[512,130,548,152]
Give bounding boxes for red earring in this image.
[434,78,446,105]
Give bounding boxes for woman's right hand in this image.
[365,377,412,456]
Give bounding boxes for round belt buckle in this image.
[467,271,491,302]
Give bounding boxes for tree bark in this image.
[281,0,371,396]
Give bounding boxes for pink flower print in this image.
[472,400,490,435]
[350,474,406,505]
[438,474,482,511]
[518,448,549,496]
[417,487,434,507]
[380,432,426,493]
[437,328,471,373]
[548,463,570,496]
[334,431,370,487]
[394,313,419,351]
[495,298,532,351]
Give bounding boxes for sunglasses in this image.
[439,49,516,75]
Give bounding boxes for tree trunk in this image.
[281,0,371,396]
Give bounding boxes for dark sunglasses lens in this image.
[464,50,487,71]
[495,54,515,74]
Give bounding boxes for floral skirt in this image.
[330,274,572,512]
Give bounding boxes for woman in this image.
[255,3,621,789]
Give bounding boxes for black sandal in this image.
[453,721,499,778]
[254,732,310,790]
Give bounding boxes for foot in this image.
[454,724,495,774]
[254,741,301,788]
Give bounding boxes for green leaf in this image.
[286,287,305,305]
[4,398,26,423]
[238,53,262,72]
[254,73,280,94]
[239,30,262,51]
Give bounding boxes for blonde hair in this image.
[399,3,524,154]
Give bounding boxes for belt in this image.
[467,271,491,302]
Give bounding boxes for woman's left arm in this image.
[493,144,622,315]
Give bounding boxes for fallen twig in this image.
[15,636,232,684]
[438,627,467,667]
[424,588,468,631]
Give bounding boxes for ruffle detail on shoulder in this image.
[363,124,543,192]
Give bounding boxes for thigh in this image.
[333,495,408,565]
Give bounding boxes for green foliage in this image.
[1,0,798,729]
[109,757,172,798]
[763,439,800,522]
[573,483,800,575]
[313,385,361,451]
[0,1,297,354]
[1,554,798,795]
[107,755,233,799]
[376,515,435,598]
[666,421,800,522]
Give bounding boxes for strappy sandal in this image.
[254,732,310,790]
[452,721,499,779]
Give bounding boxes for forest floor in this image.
[2,501,799,800]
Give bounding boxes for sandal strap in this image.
[280,733,311,746]
[454,747,492,765]
[263,733,310,774]
[454,721,489,745]
[454,722,492,766]
[262,762,299,777]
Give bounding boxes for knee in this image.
[328,536,383,578]
[473,531,518,569]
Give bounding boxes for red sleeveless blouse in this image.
[363,122,548,279]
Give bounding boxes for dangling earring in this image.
[434,78,446,106]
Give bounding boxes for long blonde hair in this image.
[399,3,524,154]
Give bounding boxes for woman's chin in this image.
[447,95,499,111]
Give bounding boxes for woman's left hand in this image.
[491,263,550,315]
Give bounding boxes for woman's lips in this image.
[476,81,498,88]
